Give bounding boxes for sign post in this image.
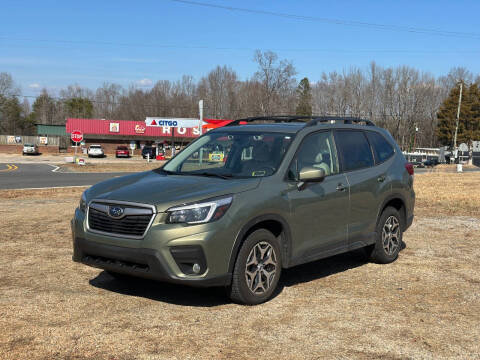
[71,130,83,164]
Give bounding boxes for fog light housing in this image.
[170,245,207,275]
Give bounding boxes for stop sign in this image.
[71,130,83,143]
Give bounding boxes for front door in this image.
[286,130,349,262]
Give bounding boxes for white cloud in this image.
[136,78,153,87]
[28,83,41,90]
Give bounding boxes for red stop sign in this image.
[71,130,83,143]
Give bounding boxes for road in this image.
[0,162,478,190]
[0,163,130,190]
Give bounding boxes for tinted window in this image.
[288,131,339,180]
[365,131,394,164]
[335,130,374,171]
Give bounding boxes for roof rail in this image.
[226,115,315,126]
[226,115,375,127]
[305,116,375,127]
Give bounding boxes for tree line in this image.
[1,50,479,149]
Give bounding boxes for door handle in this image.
[377,175,386,183]
[336,183,346,192]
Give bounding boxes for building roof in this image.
[36,124,67,136]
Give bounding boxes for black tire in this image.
[228,229,282,305]
[368,207,403,264]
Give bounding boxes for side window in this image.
[365,131,395,164]
[288,131,339,180]
[335,130,374,171]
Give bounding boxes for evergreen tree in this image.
[295,77,312,116]
[437,83,480,146]
[32,90,57,124]
[64,97,94,118]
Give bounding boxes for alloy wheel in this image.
[382,215,400,256]
[245,241,278,295]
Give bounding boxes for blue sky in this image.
[1,0,479,95]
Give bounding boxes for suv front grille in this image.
[87,201,155,239]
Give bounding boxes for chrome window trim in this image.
[86,199,157,240]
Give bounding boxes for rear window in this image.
[335,130,374,172]
[365,131,395,164]
[90,145,101,149]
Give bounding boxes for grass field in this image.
[0,173,479,359]
[59,161,165,173]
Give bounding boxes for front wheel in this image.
[228,229,282,305]
[368,207,403,264]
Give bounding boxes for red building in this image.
[65,118,231,154]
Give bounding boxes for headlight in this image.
[166,196,233,224]
[79,191,87,212]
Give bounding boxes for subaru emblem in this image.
[108,206,124,218]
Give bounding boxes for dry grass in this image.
[0,174,479,359]
[0,187,86,200]
[59,162,165,173]
[432,164,478,172]
[414,172,480,217]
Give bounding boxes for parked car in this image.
[411,161,424,168]
[423,159,439,168]
[87,145,105,158]
[142,145,156,159]
[115,146,130,158]
[22,143,39,155]
[73,116,415,305]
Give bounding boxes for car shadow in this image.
[89,245,406,307]
[89,271,230,307]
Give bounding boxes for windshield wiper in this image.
[192,172,235,179]
[156,168,184,175]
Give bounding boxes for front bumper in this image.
[72,236,230,287]
[71,208,235,287]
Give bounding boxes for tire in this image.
[368,206,403,264]
[228,229,282,305]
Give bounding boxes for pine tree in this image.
[437,83,480,146]
[296,77,312,116]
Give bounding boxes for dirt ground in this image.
[0,173,479,359]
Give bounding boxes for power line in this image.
[166,0,480,40]
[1,36,479,54]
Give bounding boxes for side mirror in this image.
[299,167,325,182]
[297,167,325,190]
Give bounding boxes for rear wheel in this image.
[368,207,403,264]
[228,229,282,305]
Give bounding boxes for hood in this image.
[86,171,261,212]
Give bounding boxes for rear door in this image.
[334,130,390,249]
[286,130,349,261]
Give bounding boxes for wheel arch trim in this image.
[227,213,293,274]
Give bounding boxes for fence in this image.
[0,135,60,146]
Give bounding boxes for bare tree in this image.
[253,50,297,115]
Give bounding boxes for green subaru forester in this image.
[72,116,415,305]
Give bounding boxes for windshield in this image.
[90,145,101,149]
[162,131,293,178]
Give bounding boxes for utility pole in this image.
[198,100,204,136]
[453,81,463,157]
[198,100,204,165]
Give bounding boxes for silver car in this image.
[22,144,39,155]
